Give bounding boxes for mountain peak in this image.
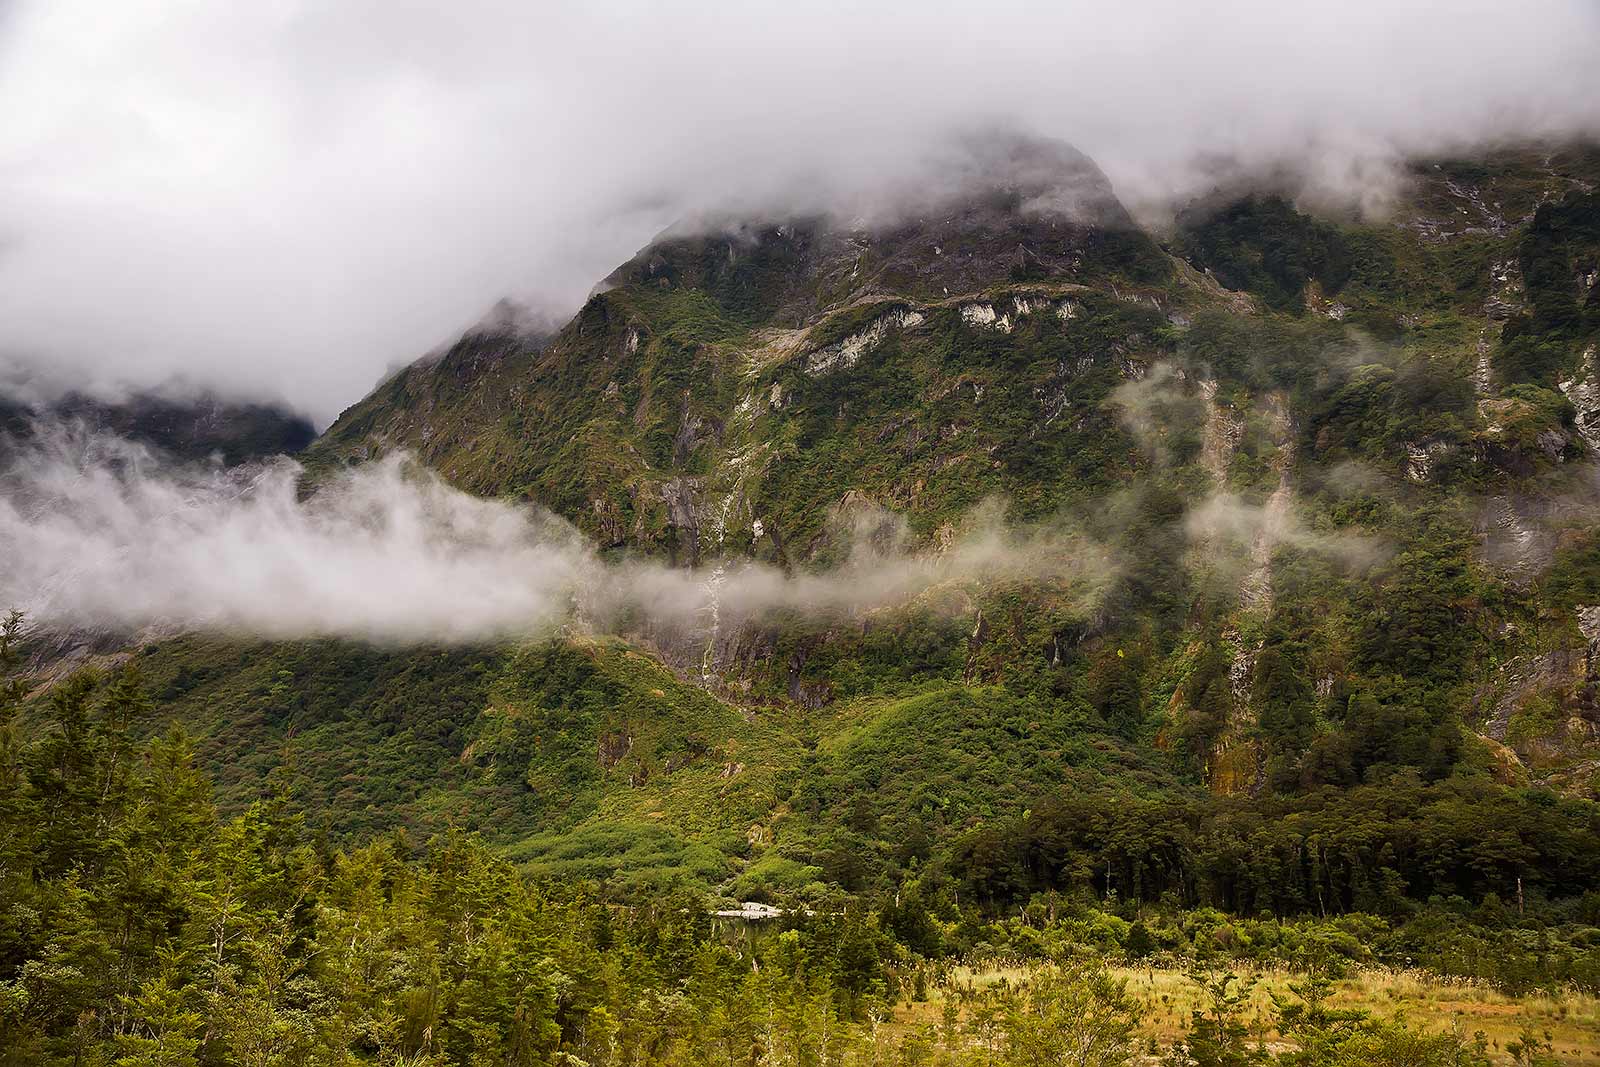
[598,135,1166,329]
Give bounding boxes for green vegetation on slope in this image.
[113,152,1600,911]
[4,635,1589,1066]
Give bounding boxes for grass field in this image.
[893,963,1600,1063]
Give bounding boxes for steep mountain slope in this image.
[118,138,1600,904]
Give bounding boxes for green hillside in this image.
[104,140,1600,908]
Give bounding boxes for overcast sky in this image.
[2,1,1598,425]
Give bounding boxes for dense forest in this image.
[0,613,1577,1066]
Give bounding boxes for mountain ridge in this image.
[0,385,316,467]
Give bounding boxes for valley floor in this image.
[894,964,1600,1064]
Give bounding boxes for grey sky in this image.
[2,1,1597,424]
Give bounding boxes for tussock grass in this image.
[896,962,1600,1064]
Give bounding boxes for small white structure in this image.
[712,901,785,921]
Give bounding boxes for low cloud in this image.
[0,419,1401,646]
[1108,364,1205,467]
[0,427,1114,644]
[1185,492,1387,573]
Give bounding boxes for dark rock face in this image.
[600,135,1165,329]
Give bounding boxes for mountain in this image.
[96,138,1600,913]
[307,135,1173,564]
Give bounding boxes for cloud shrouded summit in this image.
[2,1,1598,422]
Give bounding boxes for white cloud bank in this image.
[0,428,1111,643]
[1,1,1597,422]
